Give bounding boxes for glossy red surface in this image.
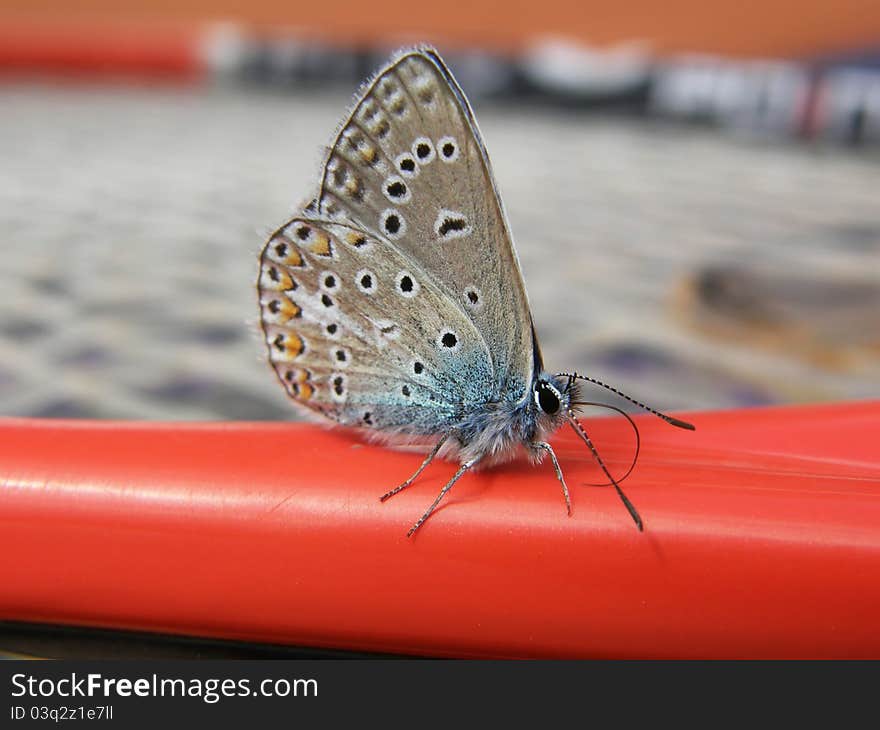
[1,401,878,658]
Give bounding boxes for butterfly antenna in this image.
[568,400,641,486]
[566,410,643,531]
[557,371,695,431]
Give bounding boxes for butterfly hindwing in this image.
[258,217,494,433]
[316,47,536,402]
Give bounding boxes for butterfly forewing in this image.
[258,217,493,433]
[316,47,536,402]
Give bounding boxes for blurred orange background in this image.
[2,0,879,57]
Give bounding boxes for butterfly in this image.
[257,46,694,536]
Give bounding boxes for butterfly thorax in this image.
[454,373,571,465]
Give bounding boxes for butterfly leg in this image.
[567,414,643,531]
[531,441,572,516]
[380,433,450,503]
[406,457,480,537]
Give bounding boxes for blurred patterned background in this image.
[0,2,878,420]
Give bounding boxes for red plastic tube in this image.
[0,401,878,658]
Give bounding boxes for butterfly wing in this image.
[314,46,537,403]
[258,217,494,435]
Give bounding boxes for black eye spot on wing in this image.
[357,269,377,294]
[464,286,482,309]
[438,136,460,162]
[439,331,458,350]
[395,271,420,298]
[434,209,471,240]
[439,217,466,236]
[387,181,406,198]
[380,209,406,239]
[411,137,435,164]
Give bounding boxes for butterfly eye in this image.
[535,380,561,415]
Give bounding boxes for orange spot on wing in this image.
[285,333,304,358]
[308,232,333,257]
[295,369,311,383]
[263,265,295,292]
[283,248,303,267]
[345,176,361,199]
[345,231,367,247]
[271,332,304,360]
[266,296,301,323]
[282,368,315,399]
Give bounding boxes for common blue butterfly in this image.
[258,46,694,535]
